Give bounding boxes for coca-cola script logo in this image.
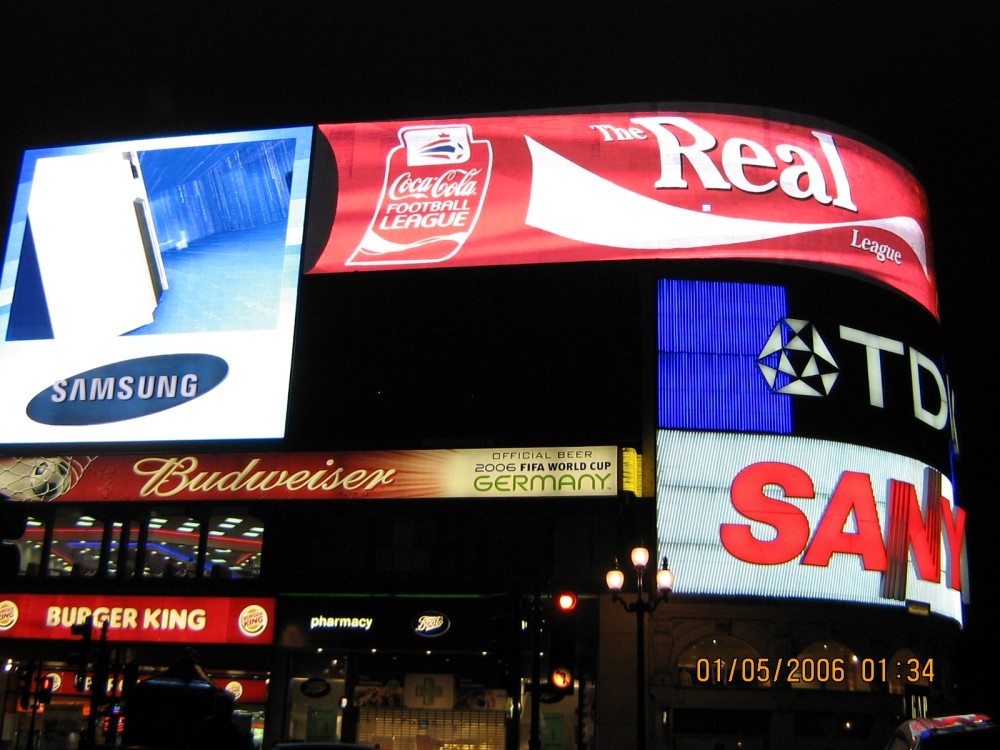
[411,611,450,638]
[238,604,269,638]
[0,600,19,631]
[348,125,493,267]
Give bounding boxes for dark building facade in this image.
[0,106,966,750]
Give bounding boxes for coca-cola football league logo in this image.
[347,125,493,266]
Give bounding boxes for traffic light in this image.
[37,674,54,704]
[17,662,34,710]
[0,500,27,579]
[554,591,578,613]
[546,591,577,697]
[71,615,93,690]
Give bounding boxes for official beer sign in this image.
[0,446,617,503]
[655,430,966,625]
[308,107,937,317]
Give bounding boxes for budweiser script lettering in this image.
[132,456,397,498]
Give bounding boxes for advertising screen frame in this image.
[655,430,965,625]
[306,107,938,317]
[0,126,313,447]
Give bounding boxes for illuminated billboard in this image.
[0,126,312,445]
[0,446,618,502]
[655,430,966,625]
[0,594,275,644]
[306,108,938,317]
[656,274,952,470]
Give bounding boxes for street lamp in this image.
[606,548,674,750]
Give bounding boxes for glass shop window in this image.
[14,515,46,576]
[145,513,202,578]
[9,507,262,581]
[205,513,263,580]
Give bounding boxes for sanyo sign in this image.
[655,431,966,625]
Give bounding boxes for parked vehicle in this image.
[884,714,998,749]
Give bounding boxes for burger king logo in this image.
[224,681,243,700]
[0,600,19,631]
[237,604,268,638]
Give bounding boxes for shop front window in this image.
[11,507,262,580]
[206,513,263,580]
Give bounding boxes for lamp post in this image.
[606,547,674,750]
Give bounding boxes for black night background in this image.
[3,0,998,728]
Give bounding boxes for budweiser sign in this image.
[308,108,937,317]
[0,446,617,502]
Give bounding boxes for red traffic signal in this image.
[554,591,578,612]
[37,675,54,704]
[17,664,33,710]
[549,666,573,691]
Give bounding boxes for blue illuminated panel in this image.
[657,279,791,432]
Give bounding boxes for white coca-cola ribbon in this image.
[524,137,929,279]
[350,230,465,262]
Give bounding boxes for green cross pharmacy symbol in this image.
[415,677,444,706]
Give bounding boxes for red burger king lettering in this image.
[45,606,206,631]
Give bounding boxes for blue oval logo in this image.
[411,611,450,638]
[27,354,228,425]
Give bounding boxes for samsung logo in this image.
[27,354,228,425]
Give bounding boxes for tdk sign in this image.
[756,318,947,430]
[656,278,953,470]
[27,354,228,425]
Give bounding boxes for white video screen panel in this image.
[656,430,965,625]
[0,127,312,444]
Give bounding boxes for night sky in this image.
[3,0,997,718]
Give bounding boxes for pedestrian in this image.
[192,691,244,750]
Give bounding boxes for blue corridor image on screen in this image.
[657,278,792,433]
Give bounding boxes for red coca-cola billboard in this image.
[307,108,937,317]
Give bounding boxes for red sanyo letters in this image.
[720,462,966,591]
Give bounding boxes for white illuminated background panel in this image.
[0,127,312,444]
[656,430,964,625]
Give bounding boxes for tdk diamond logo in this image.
[757,318,839,397]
